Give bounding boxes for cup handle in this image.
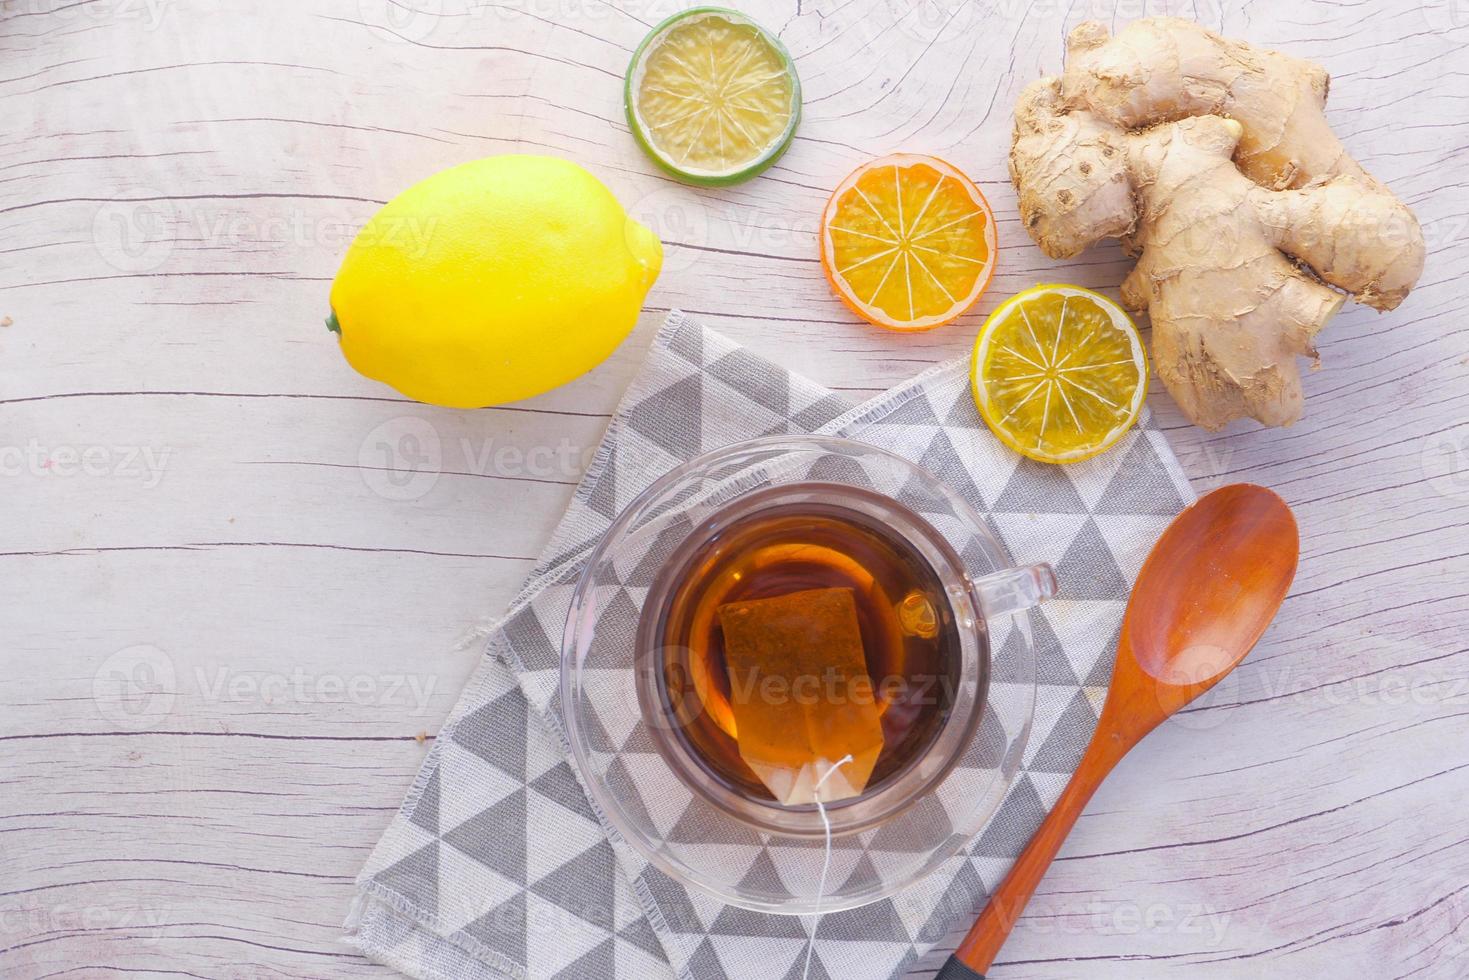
[970,563,1058,619]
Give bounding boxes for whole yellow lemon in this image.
[328,155,662,408]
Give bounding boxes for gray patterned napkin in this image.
[346,311,1194,980]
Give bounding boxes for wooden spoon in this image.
[938,484,1299,978]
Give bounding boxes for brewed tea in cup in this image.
[643,483,964,808]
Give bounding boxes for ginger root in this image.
[1010,19,1425,430]
[1059,18,1371,193]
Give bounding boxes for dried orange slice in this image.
[820,154,996,331]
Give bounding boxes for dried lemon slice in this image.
[971,284,1147,464]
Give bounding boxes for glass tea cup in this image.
[562,435,1054,914]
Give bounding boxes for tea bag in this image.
[717,587,885,805]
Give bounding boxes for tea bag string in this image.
[802,754,853,980]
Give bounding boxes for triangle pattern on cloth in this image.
[868,795,953,854]
[779,952,834,980]
[711,936,807,980]
[1086,635,1120,687]
[618,720,658,755]
[434,740,526,836]
[1053,518,1131,601]
[988,511,1089,571]
[942,380,982,427]
[602,755,660,840]
[586,444,621,520]
[1094,512,1175,581]
[407,766,441,835]
[525,890,613,977]
[454,890,528,969]
[686,936,733,980]
[498,601,560,674]
[1044,598,1124,687]
[917,428,988,515]
[793,393,852,430]
[618,915,665,958]
[806,451,870,486]
[575,696,619,755]
[529,761,598,822]
[702,379,791,450]
[372,840,439,912]
[638,865,710,935]
[1095,430,1188,515]
[668,804,763,849]
[709,903,809,939]
[972,775,1047,858]
[1027,771,1075,812]
[551,937,616,980]
[736,847,797,902]
[990,622,1034,685]
[878,390,942,427]
[960,708,1010,772]
[450,689,528,780]
[529,838,617,932]
[812,935,918,980]
[348,313,1195,980]
[991,456,1088,514]
[529,531,607,592]
[1028,608,1081,686]
[1029,688,1103,774]
[441,789,528,885]
[815,898,912,943]
[626,373,704,460]
[1066,428,1138,510]
[438,840,524,935]
[838,851,882,894]
[665,314,706,367]
[614,935,673,978]
[915,859,986,943]
[624,518,694,588]
[708,347,792,418]
[524,784,604,887]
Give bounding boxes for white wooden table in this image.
[5,1,1468,977]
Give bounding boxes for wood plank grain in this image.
[4,0,1468,977]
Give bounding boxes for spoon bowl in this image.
[940,484,1299,978]
[1122,482,1299,723]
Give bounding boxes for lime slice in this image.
[972,284,1148,464]
[625,7,800,186]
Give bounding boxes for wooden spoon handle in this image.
[939,723,1131,976]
